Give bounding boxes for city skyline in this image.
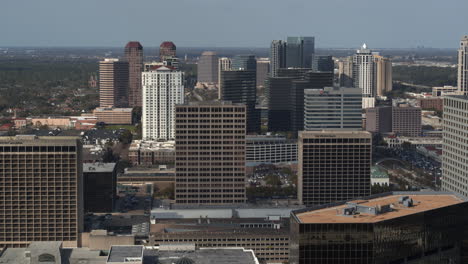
[1,0,468,48]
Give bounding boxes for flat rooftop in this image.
[107,246,143,262]
[295,192,466,224]
[83,162,116,173]
[155,248,258,264]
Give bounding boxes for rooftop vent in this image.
[399,196,414,207]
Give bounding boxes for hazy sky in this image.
[2,0,467,48]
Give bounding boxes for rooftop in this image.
[83,162,116,173]
[294,192,466,224]
[107,246,143,262]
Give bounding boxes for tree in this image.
[118,130,133,144]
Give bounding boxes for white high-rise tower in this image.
[458,36,468,94]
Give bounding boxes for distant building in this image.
[432,85,458,96]
[256,58,270,88]
[83,162,117,213]
[417,97,443,111]
[246,135,297,165]
[270,40,287,77]
[365,106,393,133]
[311,55,334,72]
[298,131,371,206]
[159,41,176,62]
[458,36,468,94]
[197,51,218,84]
[392,105,422,137]
[0,136,83,248]
[125,41,144,107]
[338,57,354,87]
[375,55,392,96]
[128,140,175,166]
[175,102,247,205]
[217,57,232,95]
[232,54,257,71]
[99,58,129,108]
[267,76,297,132]
[353,44,376,108]
[286,36,315,68]
[142,65,184,141]
[304,87,362,131]
[93,107,133,124]
[290,192,468,264]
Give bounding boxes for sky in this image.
[1,0,467,49]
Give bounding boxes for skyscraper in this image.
[220,70,260,134]
[256,58,270,88]
[442,95,468,196]
[174,102,247,205]
[142,65,184,140]
[311,55,334,72]
[0,136,83,248]
[458,36,468,94]
[286,36,315,68]
[338,57,354,87]
[218,57,232,96]
[99,58,129,108]
[304,87,362,131]
[231,54,257,71]
[267,77,295,132]
[353,44,376,109]
[298,131,371,206]
[375,55,393,96]
[197,51,219,84]
[124,41,144,107]
[159,41,177,62]
[270,40,286,77]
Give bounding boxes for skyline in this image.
[1,0,468,48]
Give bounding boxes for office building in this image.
[417,97,444,111]
[93,107,133,125]
[338,57,354,87]
[443,95,468,196]
[124,41,144,107]
[232,54,257,71]
[312,55,334,72]
[142,66,184,141]
[374,55,392,96]
[365,106,392,133]
[290,192,468,264]
[174,102,246,205]
[304,87,362,131]
[0,136,83,248]
[298,131,371,206]
[218,57,232,95]
[197,51,218,84]
[220,70,260,133]
[286,36,315,68]
[83,163,117,213]
[353,44,376,109]
[256,58,270,88]
[128,140,175,166]
[392,105,422,137]
[270,40,287,77]
[246,135,297,165]
[159,41,176,62]
[99,58,129,108]
[267,76,296,132]
[458,36,468,94]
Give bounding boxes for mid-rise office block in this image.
[267,77,296,132]
[220,70,259,134]
[83,162,117,213]
[312,55,334,72]
[142,66,184,140]
[290,192,468,264]
[0,136,83,248]
[159,41,176,62]
[93,107,133,125]
[304,87,362,131]
[246,135,297,165]
[270,40,287,77]
[298,131,371,206]
[392,106,421,137]
[443,95,468,196]
[256,58,270,88]
[458,36,468,94]
[174,102,247,205]
[338,57,354,87]
[353,44,376,109]
[365,106,392,133]
[197,51,219,84]
[124,41,144,107]
[417,97,443,111]
[375,55,392,96]
[99,58,129,108]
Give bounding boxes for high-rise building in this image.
[290,192,468,264]
[298,131,371,206]
[353,44,376,109]
[159,41,176,62]
[99,58,129,108]
[231,55,257,71]
[142,65,184,140]
[458,36,468,94]
[83,162,117,213]
[174,102,247,205]
[218,57,232,97]
[375,55,393,96]
[442,95,468,196]
[0,136,83,248]
[304,87,362,131]
[286,36,315,68]
[338,57,354,87]
[311,55,334,72]
[256,58,270,88]
[270,40,287,77]
[365,106,393,133]
[267,77,296,132]
[392,105,421,137]
[124,41,143,107]
[220,70,260,133]
[197,51,219,84]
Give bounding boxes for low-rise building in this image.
[94,107,133,125]
[371,166,390,186]
[245,135,297,165]
[128,140,175,166]
[118,166,175,194]
[417,97,443,111]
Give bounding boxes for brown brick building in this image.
[417,97,443,111]
[125,41,144,107]
[99,59,129,108]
